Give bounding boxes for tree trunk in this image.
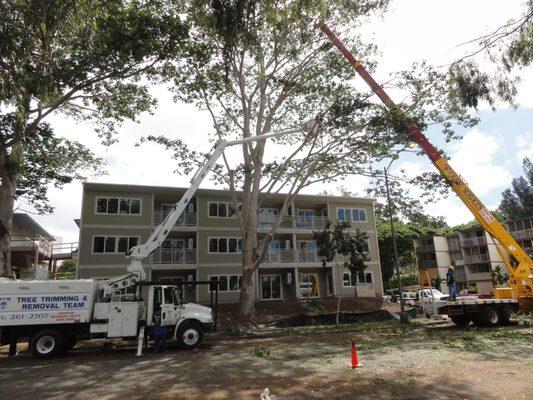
[0,148,17,278]
[237,192,260,319]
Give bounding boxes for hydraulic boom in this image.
[319,22,533,300]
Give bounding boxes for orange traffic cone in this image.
[349,338,363,368]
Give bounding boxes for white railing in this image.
[264,250,296,263]
[297,250,319,262]
[153,211,197,227]
[461,236,486,247]
[295,216,329,230]
[262,250,320,263]
[152,249,197,264]
[511,228,533,240]
[10,236,52,257]
[463,253,489,264]
[257,216,295,229]
[257,216,329,230]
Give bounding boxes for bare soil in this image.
[0,320,531,400]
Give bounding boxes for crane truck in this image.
[0,120,319,358]
[319,22,533,327]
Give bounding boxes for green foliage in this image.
[313,221,370,284]
[498,157,533,221]
[250,346,270,357]
[0,0,188,213]
[58,259,77,274]
[490,265,509,287]
[377,221,419,283]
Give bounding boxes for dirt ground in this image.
[0,320,531,400]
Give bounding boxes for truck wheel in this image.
[480,307,500,327]
[31,329,65,359]
[500,305,517,326]
[450,315,470,326]
[176,321,203,349]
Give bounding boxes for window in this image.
[92,236,140,254]
[96,197,141,215]
[336,207,366,222]
[208,275,241,292]
[299,273,319,298]
[469,264,491,274]
[261,275,282,300]
[208,202,240,218]
[343,271,373,286]
[208,237,242,253]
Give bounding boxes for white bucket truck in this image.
[0,120,320,359]
[0,277,213,358]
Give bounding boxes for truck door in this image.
[161,286,180,326]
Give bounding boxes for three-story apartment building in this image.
[76,182,383,304]
[414,227,506,295]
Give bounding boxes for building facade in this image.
[76,183,384,304]
[505,216,533,255]
[413,227,504,295]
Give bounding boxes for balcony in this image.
[511,228,533,240]
[264,250,296,263]
[463,253,489,264]
[418,260,437,268]
[153,211,197,227]
[262,250,320,263]
[257,216,329,230]
[297,250,319,262]
[415,244,435,254]
[152,248,197,264]
[10,236,52,257]
[461,236,486,247]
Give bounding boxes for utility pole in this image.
[383,167,408,323]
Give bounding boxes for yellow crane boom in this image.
[319,22,533,300]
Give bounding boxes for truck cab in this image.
[144,284,213,349]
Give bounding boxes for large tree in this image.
[498,157,533,220]
[151,0,476,318]
[0,0,188,276]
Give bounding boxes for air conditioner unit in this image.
[285,240,291,249]
[286,273,293,285]
[188,238,194,249]
[188,203,195,213]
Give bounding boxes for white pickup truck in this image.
[0,278,213,358]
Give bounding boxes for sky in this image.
[23,0,533,243]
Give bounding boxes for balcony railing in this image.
[297,250,319,262]
[10,235,52,257]
[461,236,486,247]
[262,250,320,263]
[418,260,437,268]
[463,253,489,264]
[415,244,435,254]
[257,216,329,230]
[152,249,197,264]
[153,211,197,227]
[264,250,296,263]
[511,228,533,240]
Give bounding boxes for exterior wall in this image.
[77,182,383,304]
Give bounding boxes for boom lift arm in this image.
[124,119,320,279]
[319,23,533,300]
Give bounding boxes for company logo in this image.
[0,297,12,310]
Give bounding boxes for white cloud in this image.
[448,128,512,196]
[516,133,533,160]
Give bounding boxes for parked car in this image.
[416,288,449,302]
[399,291,417,305]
